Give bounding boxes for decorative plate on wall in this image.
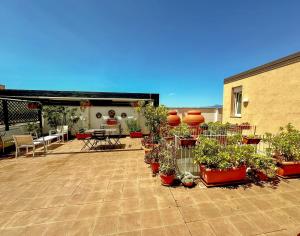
[108,109,116,118]
[121,112,127,118]
[96,112,102,119]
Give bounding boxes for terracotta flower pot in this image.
[183,110,205,126]
[151,162,160,173]
[130,131,143,138]
[277,161,300,177]
[242,137,261,145]
[200,165,247,185]
[167,110,181,127]
[182,181,194,187]
[160,174,175,186]
[256,171,268,181]
[179,138,196,147]
[107,118,117,125]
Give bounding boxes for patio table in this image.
[83,129,119,149]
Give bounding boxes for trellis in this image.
[0,98,42,131]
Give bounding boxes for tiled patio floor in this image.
[0,142,300,235]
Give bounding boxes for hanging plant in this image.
[80,100,92,111]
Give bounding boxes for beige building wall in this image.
[223,61,300,135]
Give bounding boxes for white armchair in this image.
[13,135,44,158]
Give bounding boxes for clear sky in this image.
[0,0,299,107]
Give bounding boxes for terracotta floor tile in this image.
[99,200,121,216]
[0,212,16,229]
[228,214,261,235]
[5,210,38,227]
[281,206,300,223]
[160,207,184,226]
[208,217,241,236]
[164,224,191,236]
[43,221,72,236]
[141,209,163,228]
[140,197,159,211]
[117,230,142,236]
[55,205,80,221]
[265,209,297,227]
[141,227,166,236]
[244,212,283,234]
[32,207,61,224]
[0,227,27,236]
[77,203,100,219]
[187,221,216,236]
[93,216,119,235]
[118,212,142,232]
[23,224,48,236]
[68,219,95,236]
[197,202,222,219]
[179,205,203,223]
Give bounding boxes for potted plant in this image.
[170,123,196,147]
[149,145,161,173]
[242,134,261,145]
[136,102,168,145]
[180,172,196,187]
[239,122,251,130]
[264,123,300,177]
[126,119,143,138]
[159,148,176,186]
[194,136,254,186]
[247,153,277,181]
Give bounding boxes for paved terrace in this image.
[0,141,300,235]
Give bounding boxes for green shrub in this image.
[264,123,300,161]
[169,123,192,138]
[194,136,255,169]
[126,119,141,132]
[249,153,277,178]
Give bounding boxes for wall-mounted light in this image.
[243,98,249,104]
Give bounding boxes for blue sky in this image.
[0,0,299,107]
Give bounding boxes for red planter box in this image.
[107,119,117,125]
[200,165,247,185]
[130,131,143,138]
[242,137,261,145]
[277,161,300,177]
[179,138,196,147]
[160,174,175,186]
[76,133,91,139]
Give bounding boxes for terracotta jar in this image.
[183,110,205,126]
[167,110,181,127]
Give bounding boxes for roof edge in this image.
[224,51,300,84]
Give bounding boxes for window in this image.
[232,86,242,117]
